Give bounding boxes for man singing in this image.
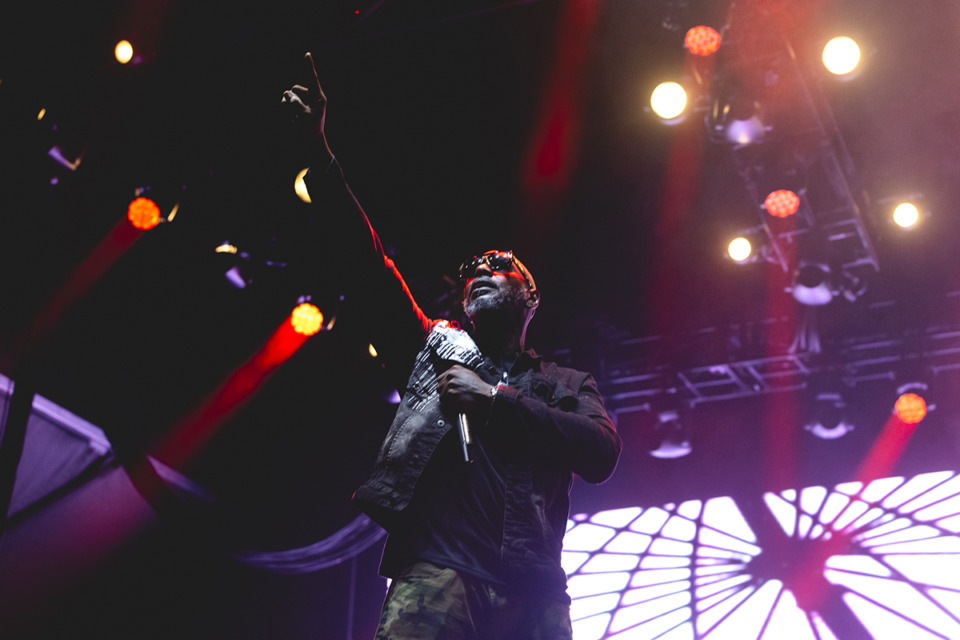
[283,53,621,640]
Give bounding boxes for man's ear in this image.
[526,289,540,309]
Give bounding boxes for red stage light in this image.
[290,303,323,336]
[127,197,161,230]
[764,190,800,218]
[894,392,927,424]
[685,26,721,56]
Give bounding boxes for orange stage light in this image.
[764,189,800,218]
[290,303,323,336]
[894,392,927,424]
[127,197,161,230]
[685,26,721,56]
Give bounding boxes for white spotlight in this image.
[650,82,687,123]
[893,202,920,229]
[115,40,134,65]
[728,237,753,263]
[822,36,861,76]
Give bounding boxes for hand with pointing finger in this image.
[281,52,331,155]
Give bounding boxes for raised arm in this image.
[281,52,332,158]
[281,53,434,387]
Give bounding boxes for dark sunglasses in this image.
[459,250,536,290]
[459,250,516,281]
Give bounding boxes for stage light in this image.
[894,382,934,425]
[728,237,753,262]
[127,196,161,230]
[649,409,692,459]
[217,241,254,289]
[791,263,834,306]
[650,82,687,123]
[291,302,323,336]
[790,260,866,306]
[723,112,765,146]
[894,393,927,425]
[115,40,134,65]
[294,168,311,203]
[368,344,378,358]
[822,36,860,76]
[805,392,854,440]
[708,93,767,147]
[684,26,721,56]
[764,189,800,218]
[893,202,920,228]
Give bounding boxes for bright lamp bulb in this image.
[728,237,752,262]
[127,197,161,230]
[822,36,861,76]
[764,190,800,218]
[685,26,721,56]
[893,203,920,228]
[115,40,134,64]
[650,82,687,121]
[894,392,927,424]
[291,303,324,336]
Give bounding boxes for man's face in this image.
[461,253,534,322]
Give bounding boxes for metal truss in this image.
[580,292,960,415]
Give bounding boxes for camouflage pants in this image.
[374,561,573,640]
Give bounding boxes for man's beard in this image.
[464,284,528,324]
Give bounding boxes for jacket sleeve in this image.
[489,372,621,484]
[302,152,434,388]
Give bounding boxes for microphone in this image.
[428,321,484,464]
[458,413,473,463]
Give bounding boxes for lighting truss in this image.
[714,3,880,287]
[564,292,960,414]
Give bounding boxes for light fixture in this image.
[822,36,861,77]
[725,228,769,265]
[728,236,753,263]
[790,262,833,306]
[128,185,184,229]
[684,26,721,57]
[291,299,324,336]
[127,196,161,230]
[893,202,920,229]
[649,409,692,459]
[709,94,767,147]
[764,189,801,218]
[115,40,134,65]
[650,81,688,124]
[216,238,291,290]
[805,392,854,439]
[894,382,934,425]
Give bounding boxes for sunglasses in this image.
[459,250,535,290]
[459,251,516,280]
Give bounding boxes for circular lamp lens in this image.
[822,36,861,76]
[291,303,324,336]
[651,82,687,121]
[728,237,752,262]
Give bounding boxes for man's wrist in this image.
[489,383,502,405]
